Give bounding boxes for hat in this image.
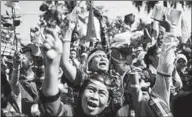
[175,54,188,64]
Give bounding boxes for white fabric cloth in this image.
[111,31,131,48]
[157,32,179,76]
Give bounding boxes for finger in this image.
[44,27,60,41]
[44,27,57,39]
[43,37,54,50]
[43,42,52,50]
[44,36,54,47]
[163,14,168,22]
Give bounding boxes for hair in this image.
[74,74,112,117]
[144,45,159,68]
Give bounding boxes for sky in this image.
[1,1,191,44]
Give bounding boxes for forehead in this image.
[23,51,32,58]
[178,58,186,62]
[91,50,107,57]
[87,79,108,91]
[94,50,106,54]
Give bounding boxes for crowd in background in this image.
[1,1,192,117]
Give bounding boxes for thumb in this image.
[163,15,171,26]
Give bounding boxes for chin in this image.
[87,110,101,117]
[98,68,108,72]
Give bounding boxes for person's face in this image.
[111,48,134,75]
[157,27,165,47]
[149,48,161,68]
[112,55,132,75]
[89,51,109,72]
[21,52,33,69]
[177,58,186,69]
[81,79,110,116]
[72,39,80,48]
[70,51,77,59]
[124,73,150,96]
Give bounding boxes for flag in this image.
[85,3,97,42]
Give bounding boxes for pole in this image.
[12,7,18,53]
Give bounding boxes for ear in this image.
[58,68,63,78]
[105,98,111,107]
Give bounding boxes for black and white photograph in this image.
[1,1,192,117]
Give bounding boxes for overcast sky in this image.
[1,1,191,44]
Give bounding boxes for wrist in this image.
[45,56,61,67]
[63,30,72,42]
[62,40,71,43]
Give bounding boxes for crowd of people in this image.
[1,1,192,117]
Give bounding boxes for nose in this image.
[90,92,99,101]
[100,56,105,61]
[101,55,107,60]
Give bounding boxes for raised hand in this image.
[159,15,175,32]
[13,52,21,69]
[157,15,178,75]
[43,26,63,61]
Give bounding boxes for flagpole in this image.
[12,7,18,53]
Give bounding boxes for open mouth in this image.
[87,101,97,108]
[99,61,106,66]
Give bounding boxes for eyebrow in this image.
[99,90,108,95]
[87,84,96,88]
[88,82,108,93]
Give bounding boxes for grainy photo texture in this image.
[1,1,192,117]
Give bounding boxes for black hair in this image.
[144,45,159,68]
[43,9,62,26]
[87,48,106,58]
